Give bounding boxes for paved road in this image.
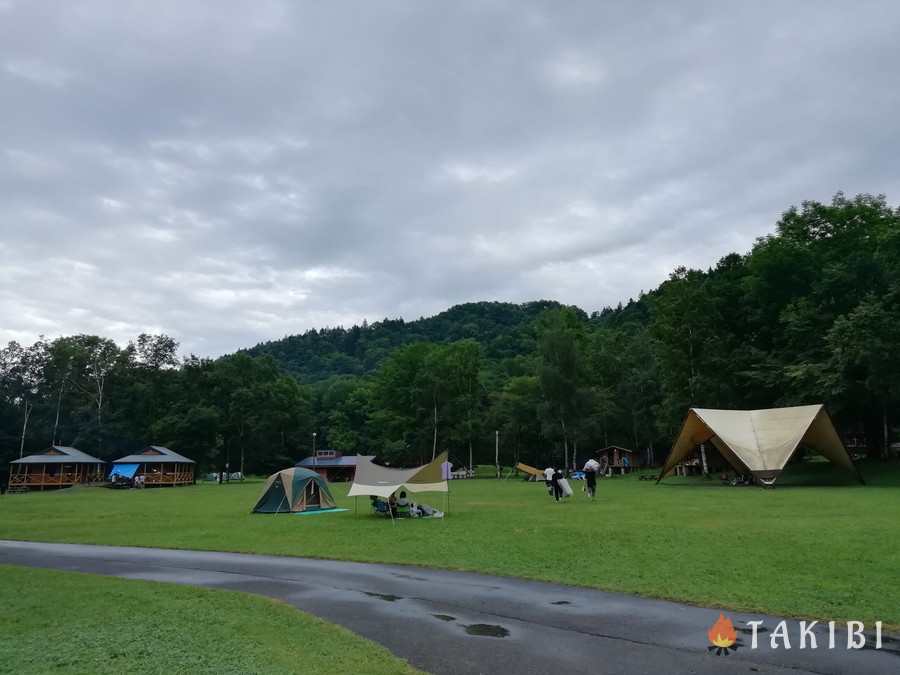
[1,540,896,675]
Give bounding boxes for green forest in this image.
[2,193,899,477]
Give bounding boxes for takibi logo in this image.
[705,614,887,654]
[707,613,740,655]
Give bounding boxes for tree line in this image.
[1,193,898,476]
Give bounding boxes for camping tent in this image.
[515,462,544,479]
[109,463,139,480]
[348,452,448,498]
[252,467,337,513]
[657,404,862,486]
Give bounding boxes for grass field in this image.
[1,460,898,628]
[0,564,420,674]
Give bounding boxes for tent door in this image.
[305,481,320,507]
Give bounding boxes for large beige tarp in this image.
[348,452,449,498]
[515,462,544,478]
[658,404,860,485]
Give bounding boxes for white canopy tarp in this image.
[658,404,862,485]
[348,451,449,498]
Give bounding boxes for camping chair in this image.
[372,500,391,516]
[395,504,411,518]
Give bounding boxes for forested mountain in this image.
[2,193,898,478]
[243,300,573,381]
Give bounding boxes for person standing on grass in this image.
[551,467,564,502]
[583,458,600,499]
[543,466,555,496]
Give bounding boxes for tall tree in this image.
[827,296,900,458]
[537,308,586,470]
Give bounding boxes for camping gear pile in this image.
[350,452,449,519]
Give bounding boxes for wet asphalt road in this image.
[1,540,896,675]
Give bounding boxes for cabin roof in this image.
[113,446,195,464]
[11,446,104,464]
[296,455,359,469]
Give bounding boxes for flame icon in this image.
[707,613,737,652]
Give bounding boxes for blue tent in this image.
[109,463,139,480]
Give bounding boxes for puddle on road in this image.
[464,624,510,638]
[433,614,456,622]
[392,573,428,582]
[363,591,403,602]
[551,600,571,605]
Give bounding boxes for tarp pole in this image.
[276,478,288,515]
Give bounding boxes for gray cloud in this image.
[2,1,899,355]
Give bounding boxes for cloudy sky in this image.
[2,1,899,355]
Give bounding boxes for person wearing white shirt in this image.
[543,467,555,496]
[583,458,600,498]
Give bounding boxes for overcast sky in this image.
[2,1,899,356]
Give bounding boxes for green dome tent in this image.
[252,467,337,513]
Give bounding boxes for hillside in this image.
[243,300,584,381]
[3,193,898,473]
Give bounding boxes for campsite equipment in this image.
[348,452,448,498]
[558,478,573,497]
[349,452,449,517]
[515,462,544,481]
[295,507,348,516]
[108,463,140,481]
[252,467,337,513]
[657,404,863,486]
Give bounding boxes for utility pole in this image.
[495,429,500,479]
[313,431,317,468]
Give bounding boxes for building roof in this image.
[296,455,360,469]
[11,446,104,464]
[596,445,635,454]
[113,445,195,464]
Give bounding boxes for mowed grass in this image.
[1,460,898,628]
[0,564,421,675]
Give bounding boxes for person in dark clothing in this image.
[583,458,600,499]
[584,466,597,498]
[551,468,564,502]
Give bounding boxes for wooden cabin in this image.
[595,445,637,474]
[111,446,195,487]
[8,446,105,492]
[295,450,359,482]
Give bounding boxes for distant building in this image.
[8,446,105,492]
[595,445,637,474]
[295,450,359,482]
[111,446,195,486]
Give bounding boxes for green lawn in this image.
[1,460,898,629]
[0,564,421,675]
